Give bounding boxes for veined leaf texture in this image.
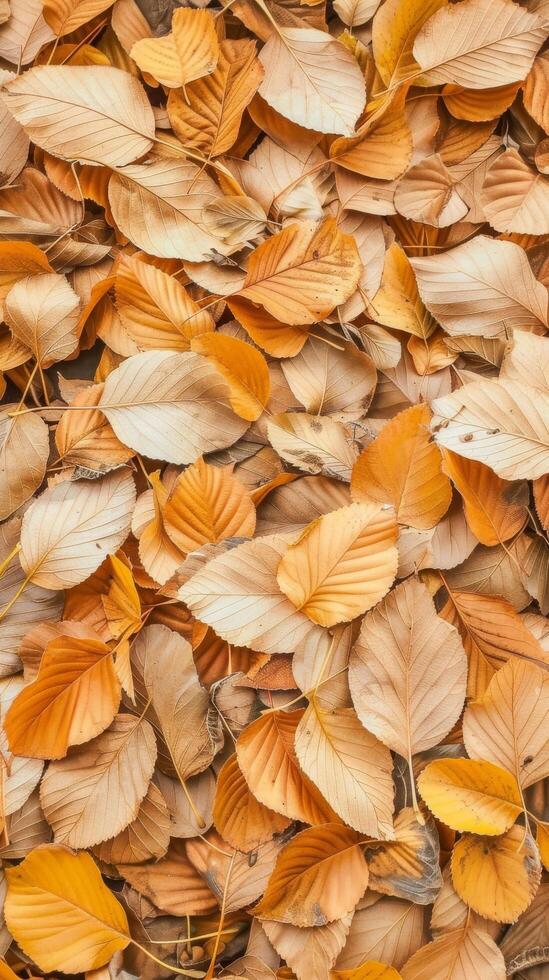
[0,0,547,976]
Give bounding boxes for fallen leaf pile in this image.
[0,0,549,976]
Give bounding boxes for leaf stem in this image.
[205,850,236,979]
[0,542,21,581]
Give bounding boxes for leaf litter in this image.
[0,0,547,977]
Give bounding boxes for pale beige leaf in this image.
[0,92,29,186]
[108,157,227,260]
[401,924,505,980]
[0,0,54,65]
[444,539,530,612]
[187,830,284,914]
[481,148,549,234]
[19,469,136,589]
[413,0,546,89]
[0,520,62,672]
[138,624,221,782]
[349,578,467,758]
[0,408,48,521]
[261,914,353,980]
[256,474,349,537]
[281,338,376,423]
[431,378,549,480]
[277,501,398,627]
[335,896,427,971]
[500,331,549,393]
[93,782,170,864]
[334,0,380,27]
[5,273,79,367]
[2,66,154,166]
[267,413,358,482]
[394,154,468,227]
[179,533,325,654]
[295,703,394,838]
[411,236,549,336]
[464,659,549,789]
[39,713,156,848]
[258,28,365,136]
[98,349,248,465]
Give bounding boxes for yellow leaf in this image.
[351,404,451,530]
[5,844,130,973]
[254,823,369,926]
[5,633,120,759]
[191,332,270,421]
[101,553,141,639]
[277,501,398,627]
[418,758,522,835]
[372,0,446,88]
[163,457,256,553]
[451,825,541,923]
[332,963,402,980]
[131,9,218,89]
